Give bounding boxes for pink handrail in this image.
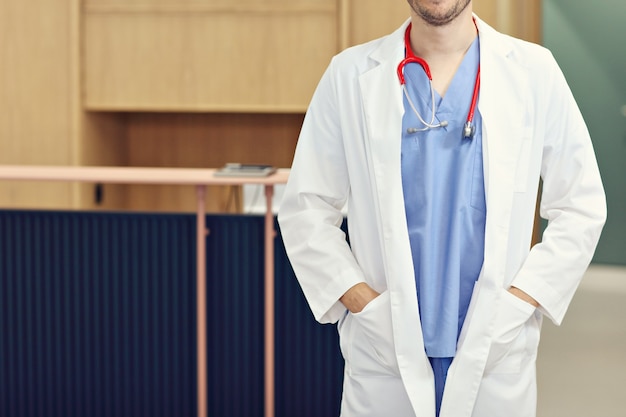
[0,164,289,417]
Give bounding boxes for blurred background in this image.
[538,2,625,416]
[0,0,624,416]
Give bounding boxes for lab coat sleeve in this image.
[510,52,607,325]
[278,58,365,324]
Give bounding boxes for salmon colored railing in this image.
[0,165,290,417]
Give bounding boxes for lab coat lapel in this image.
[357,22,408,297]
[439,17,532,417]
[359,21,438,416]
[478,18,532,290]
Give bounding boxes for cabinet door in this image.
[84,0,340,112]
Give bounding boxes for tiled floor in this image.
[536,264,626,417]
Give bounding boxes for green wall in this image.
[543,0,626,265]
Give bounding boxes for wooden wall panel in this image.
[76,113,128,209]
[474,0,542,43]
[0,0,75,208]
[122,112,302,212]
[344,0,409,47]
[473,0,498,30]
[83,1,338,112]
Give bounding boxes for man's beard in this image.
[408,0,472,27]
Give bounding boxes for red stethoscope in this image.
[397,21,480,138]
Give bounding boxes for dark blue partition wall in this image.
[204,216,265,417]
[274,225,344,417]
[0,210,344,417]
[0,211,198,417]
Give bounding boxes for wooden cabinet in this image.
[83,0,343,112]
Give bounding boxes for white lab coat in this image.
[278,16,606,417]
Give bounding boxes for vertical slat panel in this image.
[0,210,197,417]
[274,219,345,417]
[205,215,265,417]
[0,210,345,417]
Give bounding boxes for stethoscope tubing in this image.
[398,21,480,138]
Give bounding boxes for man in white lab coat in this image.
[277,1,606,416]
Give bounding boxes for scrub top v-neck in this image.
[400,36,486,359]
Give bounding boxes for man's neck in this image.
[408,8,477,62]
[407,8,478,97]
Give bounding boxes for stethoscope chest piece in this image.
[463,121,476,139]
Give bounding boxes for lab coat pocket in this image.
[484,289,536,374]
[350,290,400,376]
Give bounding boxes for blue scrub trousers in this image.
[429,357,453,417]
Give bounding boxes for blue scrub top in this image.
[400,37,486,358]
